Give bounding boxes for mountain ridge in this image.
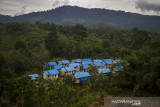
[0,6,160,31]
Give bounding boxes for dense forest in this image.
[1,6,160,32]
[0,22,160,106]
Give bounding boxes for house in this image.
[69,63,80,67]
[93,59,106,67]
[43,69,59,80]
[93,62,103,68]
[45,62,57,69]
[54,65,65,70]
[81,64,90,72]
[28,74,38,80]
[74,72,91,83]
[60,67,76,75]
[47,69,59,79]
[103,59,113,67]
[43,71,50,80]
[98,68,111,74]
[69,63,80,71]
[58,60,70,66]
[82,60,92,65]
[71,59,82,64]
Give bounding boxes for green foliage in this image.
[0,22,160,106]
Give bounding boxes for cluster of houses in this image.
[29,58,123,83]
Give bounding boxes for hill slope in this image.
[0,6,160,31]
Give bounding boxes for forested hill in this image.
[0,6,160,31]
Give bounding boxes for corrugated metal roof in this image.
[82,64,90,69]
[69,63,80,67]
[82,61,92,65]
[61,60,70,64]
[48,69,59,75]
[54,65,63,70]
[28,74,38,80]
[44,71,50,75]
[83,58,92,62]
[93,62,103,67]
[98,68,111,74]
[103,59,113,65]
[47,62,57,66]
[72,59,82,63]
[74,72,91,79]
[94,59,103,63]
[65,67,76,72]
[61,68,67,72]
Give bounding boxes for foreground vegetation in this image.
[0,22,160,106]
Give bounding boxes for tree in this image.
[14,41,26,50]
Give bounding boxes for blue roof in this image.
[82,61,92,65]
[82,64,90,69]
[46,62,57,66]
[74,72,91,79]
[102,61,107,65]
[61,68,67,72]
[83,58,92,62]
[61,60,70,64]
[44,71,50,75]
[94,59,103,63]
[103,59,113,65]
[54,65,63,70]
[93,62,103,67]
[98,68,111,74]
[28,74,38,80]
[69,63,80,67]
[72,59,82,63]
[48,69,59,75]
[65,67,76,72]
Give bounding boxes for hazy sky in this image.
[0,0,160,16]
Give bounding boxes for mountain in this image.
[0,6,160,31]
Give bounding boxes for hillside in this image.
[0,22,160,106]
[0,6,160,31]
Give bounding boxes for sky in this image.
[0,0,160,16]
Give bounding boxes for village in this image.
[29,58,123,83]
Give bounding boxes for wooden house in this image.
[43,71,50,80]
[58,60,70,66]
[71,59,82,64]
[74,72,91,83]
[103,59,113,67]
[47,69,59,79]
[81,64,90,72]
[93,62,103,68]
[60,67,76,75]
[43,69,59,80]
[69,63,80,71]
[45,62,57,69]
